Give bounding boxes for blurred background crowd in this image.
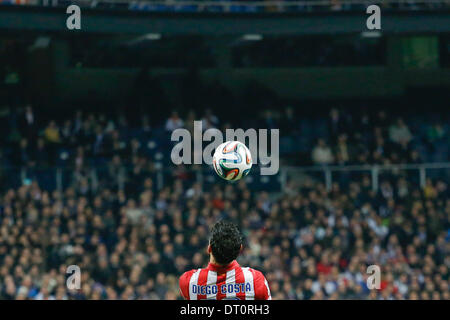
[1,0,449,301]
[0,104,449,171]
[0,105,449,300]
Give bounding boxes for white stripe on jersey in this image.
[206,271,217,300]
[242,268,255,300]
[225,269,236,299]
[264,278,272,300]
[189,269,201,300]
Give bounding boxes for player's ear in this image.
[240,244,243,253]
[207,244,212,254]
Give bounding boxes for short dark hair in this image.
[209,220,242,265]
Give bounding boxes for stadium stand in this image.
[0,105,448,300]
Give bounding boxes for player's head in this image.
[208,220,243,265]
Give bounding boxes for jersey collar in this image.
[207,260,240,273]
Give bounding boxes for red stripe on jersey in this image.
[251,269,269,300]
[196,269,209,300]
[235,266,246,300]
[215,273,227,300]
[179,270,195,300]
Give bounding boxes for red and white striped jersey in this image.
[179,260,271,300]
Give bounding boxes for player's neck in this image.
[209,255,219,265]
[209,256,237,269]
[209,255,225,267]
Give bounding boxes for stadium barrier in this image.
[283,162,450,191]
[5,162,450,194]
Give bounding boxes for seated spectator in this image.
[334,134,350,164]
[389,118,413,145]
[20,105,37,143]
[165,111,184,132]
[44,120,61,144]
[201,108,219,130]
[312,139,334,165]
[427,122,445,142]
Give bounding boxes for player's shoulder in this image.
[179,268,199,282]
[179,268,201,300]
[247,268,271,300]
[243,267,266,280]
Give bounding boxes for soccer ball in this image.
[212,141,252,181]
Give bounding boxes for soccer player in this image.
[179,220,271,300]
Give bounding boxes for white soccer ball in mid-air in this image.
[212,141,252,181]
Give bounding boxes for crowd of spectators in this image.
[0,105,449,300]
[1,105,449,173]
[0,160,449,300]
[309,108,449,166]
